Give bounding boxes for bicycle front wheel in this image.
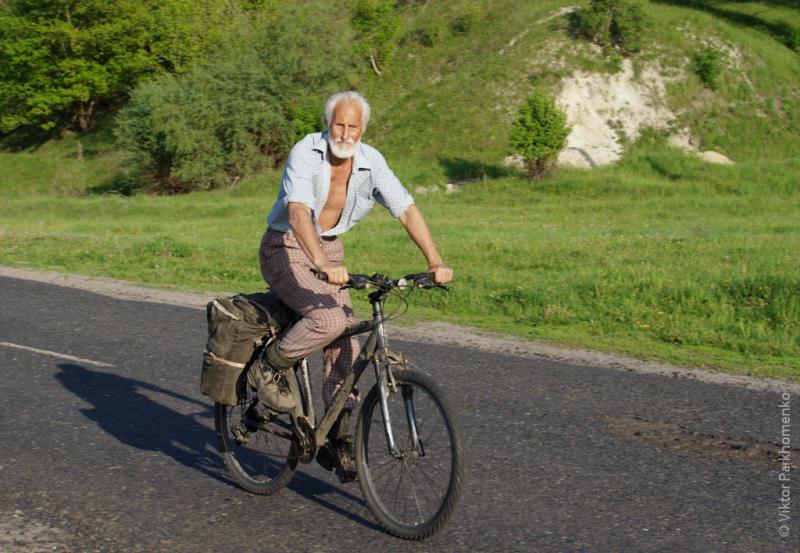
[355,367,465,540]
[214,378,298,495]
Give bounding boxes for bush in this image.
[693,47,723,91]
[510,89,570,180]
[114,2,351,192]
[790,28,800,53]
[353,0,403,75]
[451,5,484,35]
[575,0,647,55]
[417,17,448,47]
[612,2,646,54]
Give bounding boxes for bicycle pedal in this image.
[334,462,358,483]
[232,425,251,445]
[335,468,358,484]
[331,439,358,483]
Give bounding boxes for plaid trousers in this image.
[259,230,360,409]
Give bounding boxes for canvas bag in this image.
[200,292,293,405]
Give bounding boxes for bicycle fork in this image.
[374,304,424,459]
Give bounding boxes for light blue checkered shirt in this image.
[267,132,414,237]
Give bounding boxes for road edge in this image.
[2,265,797,394]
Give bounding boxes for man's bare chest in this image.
[325,165,351,210]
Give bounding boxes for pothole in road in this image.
[598,415,797,466]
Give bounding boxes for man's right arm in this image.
[287,203,349,285]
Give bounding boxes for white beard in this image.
[328,135,358,159]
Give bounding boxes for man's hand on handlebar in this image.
[315,263,349,286]
[428,263,453,285]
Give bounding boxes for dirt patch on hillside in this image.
[557,58,677,167]
[2,265,798,394]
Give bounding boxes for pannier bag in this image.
[201,292,293,405]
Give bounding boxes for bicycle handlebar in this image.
[314,270,448,291]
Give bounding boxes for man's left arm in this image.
[368,148,452,283]
[399,204,453,284]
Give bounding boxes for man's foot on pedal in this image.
[333,435,357,483]
[315,438,357,482]
[246,366,296,413]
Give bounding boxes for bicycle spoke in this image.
[390,466,406,515]
[416,465,441,500]
[411,462,443,503]
[369,454,402,471]
[404,464,437,513]
[372,458,402,485]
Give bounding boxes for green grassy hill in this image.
[1,1,799,379]
[367,0,800,182]
[3,1,800,190]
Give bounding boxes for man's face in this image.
[328,101,364,160]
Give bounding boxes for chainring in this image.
[294,415,316,464]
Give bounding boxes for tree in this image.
[510,89,570,180]
[353,0,403,75]
[114,1,353,192]
[0,0,232,134]
[576,0,647,55]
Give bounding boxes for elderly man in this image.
[250,90,452,478]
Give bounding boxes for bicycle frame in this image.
[292,292,416,459]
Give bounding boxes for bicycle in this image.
[213,272,465,540]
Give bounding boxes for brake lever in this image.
[349,274,371,290]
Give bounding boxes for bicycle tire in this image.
[355,367,465,540]
[214,375,298,495]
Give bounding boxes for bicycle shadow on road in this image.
[54,363,381,532]
[55,363,227,483]
[284,469,381,532]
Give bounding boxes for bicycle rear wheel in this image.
[215,377,298,495]
[355,367,465,540]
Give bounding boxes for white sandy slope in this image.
[556,58,676,167]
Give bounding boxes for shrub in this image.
[510,89,571,180]
[417,17,448,47]
[575,0,647,55]
[353,0,403,75]
[114,2,350,192]
[790,28,800,52]
[451,5,484,35]
[693,47,723,91]
[612,2,646,54]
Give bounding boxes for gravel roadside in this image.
[2,265,796,395]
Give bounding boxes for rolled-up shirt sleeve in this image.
[372,152,414,218]
[281,144,316,210]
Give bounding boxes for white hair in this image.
[324,91,371,129]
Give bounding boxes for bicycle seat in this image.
[239,291,296,333]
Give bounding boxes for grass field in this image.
[1,1,799,380]
[2,137,798,379]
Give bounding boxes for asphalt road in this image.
[0,276,796,553]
